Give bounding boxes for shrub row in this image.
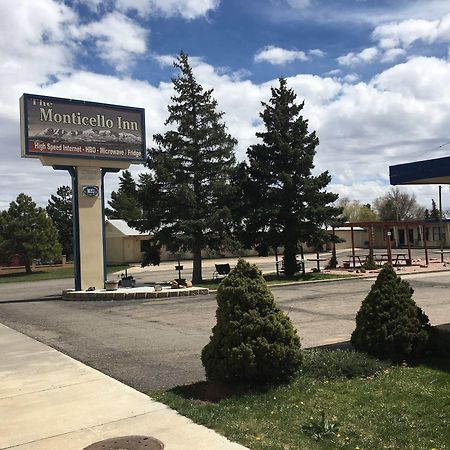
[202,261,432,386]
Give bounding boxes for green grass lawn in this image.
[198,272,356,290]
[0,264,129,284]
[152,345,450,450]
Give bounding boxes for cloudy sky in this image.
[2,0,450,211]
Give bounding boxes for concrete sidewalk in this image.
[0,324,246,450]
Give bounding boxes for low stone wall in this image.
[62,287,210,301]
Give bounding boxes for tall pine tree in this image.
[241,78,341,276]
[106,170,141,222]
[0,194,62,273]
[139,51,237,283]
[46,185,73,259]
[430,199,440,221]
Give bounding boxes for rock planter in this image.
[105,280,119,291]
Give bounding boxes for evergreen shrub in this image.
[362,254,378,270]
[351,264,430,361]
[201,259,302,385]
[325,254,338,270]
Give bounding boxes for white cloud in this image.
[5,53,450,210]
[380,48,407,63]
[309,48,326,57]
[269,0,450,26]
[254,45,326,65]
[72,13,148,72]
[286,0,312,8]
[344,73,359,83]
[337,14,450,67]
[337,47,378,65]
[371,56,450,102]
[254,46,308,64]
[330,182,388,205]
[115,0,220,19]
[324,69,342,77]
[152,53,177,67]
[0,0,76,119]
[2,1,450,213]
[372,14,450,49]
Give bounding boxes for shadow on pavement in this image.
[0,295,62,304]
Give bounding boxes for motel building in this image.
[105,218,450,267]
[331,220,450,251]
[105,219,260,265]
[105,219,151,265]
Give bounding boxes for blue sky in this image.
[2,0,450,210]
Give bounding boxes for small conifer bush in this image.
[201,259,302,385]
[362,254,378,270]
[325,254,338,270]
[351,264,430,361]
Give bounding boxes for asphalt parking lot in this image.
[0,271,449,392]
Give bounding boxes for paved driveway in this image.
[0,271,448,391]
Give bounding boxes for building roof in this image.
[106,219,147,236]
[325,226,365,231]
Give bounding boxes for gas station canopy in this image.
[390,156,450,185]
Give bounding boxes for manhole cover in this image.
[83,435,164,450]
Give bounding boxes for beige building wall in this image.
[333,229,367,250]
[106,236,149,264]
[105,234,258,265]
[105,237,124,265]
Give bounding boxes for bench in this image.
[213,263,231,279]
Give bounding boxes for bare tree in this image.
[374,187,425,221]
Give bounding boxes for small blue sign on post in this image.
[82,185,99,197]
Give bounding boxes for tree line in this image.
[338,188,443,222]
[0,52,442,279]
[106,52,342,282]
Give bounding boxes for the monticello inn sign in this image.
[20,94,146,291]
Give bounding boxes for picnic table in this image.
[372,253,411,266]
[431,250,450,262]
[344,254,366,267]
[393,253,411,265]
